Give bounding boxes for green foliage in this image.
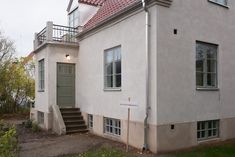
[32,122,40,133]
[0,30,35,114]
[78,148,133,157]
[0,126,17,157]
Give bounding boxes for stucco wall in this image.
[35,47,49,113]
[156,0,235,125]
[34,43,79,129]
[77,6,157,125]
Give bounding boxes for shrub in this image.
[0,127,17,157]
[32,122,40,133]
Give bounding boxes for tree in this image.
[0,31,35,114]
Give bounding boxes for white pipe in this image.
[142,0,150,151]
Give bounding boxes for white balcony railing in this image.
[34,21,78,49]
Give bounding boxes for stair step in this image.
[66,124,87,128]
[60,108,87,134]
[61,111,81,114]
[65,120,85,125]
[61,112,82,116]
[66,129,88,134]
[60,108,80,112]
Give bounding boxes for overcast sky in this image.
[0,0,69,57]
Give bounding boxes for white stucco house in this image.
[30,0,235,153]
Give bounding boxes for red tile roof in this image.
[79,0,105,6]
[83,0,139,30]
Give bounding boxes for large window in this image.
[196,42,218,88]
[104,46,121,89]
[104,117,121,136]
[68,7,79,28]
[209,0,228,6]
[197,120,219,141]
[38,59,45,91]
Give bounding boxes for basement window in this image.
[88,114,93,129]
[38,111,44,125]
[197,120,219,141]
[104,117,121,136]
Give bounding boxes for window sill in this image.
[103,88,121,92]
[196,87,219,91]
[208,0,229,8]
[198,137,220,144]
[38,90,45,92]
[104,132,121,138]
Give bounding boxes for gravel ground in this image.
[16,124,156,157]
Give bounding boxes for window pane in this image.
[207,50,217,59]
[196,72,203,86]
[114,48,121,61]
[213,129,217,136]
[115,61,121,74]
[105,63,113,75]
[207,60,216,73]
[105,76,113,87]
[105,51,113,63]
[201,131,205,138]
[115,75,121,87]
[196,60,204,72]
[207,73,216,87]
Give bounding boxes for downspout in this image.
[142,0,150,151]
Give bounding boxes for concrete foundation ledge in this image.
[156,117,235,153]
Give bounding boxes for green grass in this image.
[167,142,235,157]
[81,148,133,157]
[62,141,235,157]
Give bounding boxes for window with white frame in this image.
[104,117,121,136]
[88,114,93,129]
[68,7,79,28]
[197,120,219,141]
[38,59,45,91]
[196,42,218,88]
[104,46,121,89]
[209,0,228,6]
[38,111,44,125]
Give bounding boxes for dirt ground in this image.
[16,124,156,157]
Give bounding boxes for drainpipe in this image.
[142,0,150,151]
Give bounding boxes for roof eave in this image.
[77,0,173,39]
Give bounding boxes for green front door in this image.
[57,63,75,108]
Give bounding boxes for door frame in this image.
[56,62,76,108]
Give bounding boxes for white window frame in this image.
[68,7,79,28]
[196,41,218,89]
[104,46,121,90]
[88,114,93,129]
[197,120,220,141]
[209,0,229,7]
[104,117,121,136]
[38,59,45,91]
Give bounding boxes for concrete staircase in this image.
[60,108,88,134]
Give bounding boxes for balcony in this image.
[34,21,78,50]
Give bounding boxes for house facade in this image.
[30,0,235,153]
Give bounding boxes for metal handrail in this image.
[36,24,78,46]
